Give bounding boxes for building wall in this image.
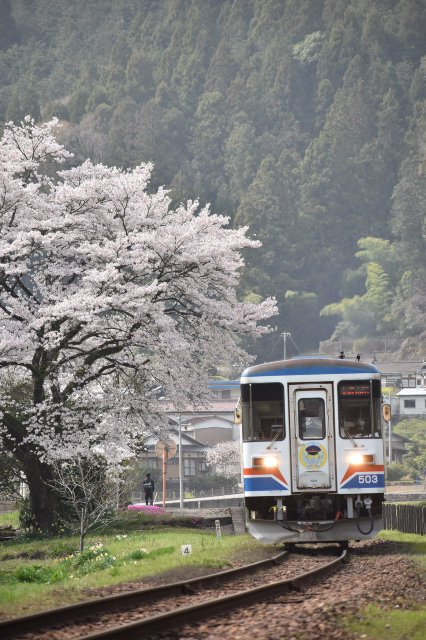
[184,426,233,445]
[139,452,208,480]
[397,392,426,418]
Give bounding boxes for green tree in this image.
[0,0,18,50]
[224,119,258,206]
[393,418,426,478]
[390,102,426,347]
[320,237,400,340]
[5,90,22,123]
[69,88,89,124]
[190,91,228,206]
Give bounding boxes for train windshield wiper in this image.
[266,427,283,449]
[342,426,358,448]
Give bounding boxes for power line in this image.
[289,333,302,355]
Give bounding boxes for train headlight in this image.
[253,456,279,468]
[263,455,279,468]
[348,452,375,465]
[348,452,365,465]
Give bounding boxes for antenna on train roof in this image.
[338,351,345,359]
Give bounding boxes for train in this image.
[237,355,389,546]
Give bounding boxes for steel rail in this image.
[76,550,347,640]
[0,550,288,639]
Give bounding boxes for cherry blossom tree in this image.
[0,117,276,531]
[206,440,242,480]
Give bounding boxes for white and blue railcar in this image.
[239,356,387,545]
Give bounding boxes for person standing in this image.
[143,472,155,505]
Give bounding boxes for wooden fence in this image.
[383,503,426,535]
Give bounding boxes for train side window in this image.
[298,398,325,440]
[241,382,285,442]
[338,380,382,438]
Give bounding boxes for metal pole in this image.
[162,445,167,508]
[388,392,392,464]
[80,507,85,552]
[179,414,184,508]
[282,332,290,360]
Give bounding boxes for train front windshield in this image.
[241,382,284,442]
[338,380,382,438]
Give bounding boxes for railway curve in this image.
[1,548,347,640]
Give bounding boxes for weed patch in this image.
[14,565,67,584]
[0,522,274,618]
[345,603,426,640]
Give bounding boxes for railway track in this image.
[0,547,347,640]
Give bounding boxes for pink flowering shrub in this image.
[123,504,203,529]
[127,505,165,514]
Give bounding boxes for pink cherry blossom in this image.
[0,117,277,472]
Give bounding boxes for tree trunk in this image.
[22,454,60,534]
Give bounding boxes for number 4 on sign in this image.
[181,544,192,556]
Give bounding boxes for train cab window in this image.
[338,380,382,439]
[241,382,285,442]
[298,398,325,440]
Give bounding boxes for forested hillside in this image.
[1,0,425,362]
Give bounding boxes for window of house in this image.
[404,399,416,408]
[221,389,231,399]
[402,376,416,388]
[184,458,196,476]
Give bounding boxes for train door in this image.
[289,384,336,491]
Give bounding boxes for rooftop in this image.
[161,400,237,413]
[397,388,426,396]
[374,361,426,373]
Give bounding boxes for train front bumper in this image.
[248,516,383,544]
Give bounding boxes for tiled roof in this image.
[210,380,240,389]
[161,400,237,413]
[179,415,234,425]
[375,361,425,374]
[397,388,426,396]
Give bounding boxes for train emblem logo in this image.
[299,443,327,469]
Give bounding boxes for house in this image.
[369,358,426,424]
[130,427,212,503]
[373,359,426,390]
[180,415,236,445]
[140,428,210,480]
[396,388,426,419]
[384,428,412,464]
[161,379,241,445]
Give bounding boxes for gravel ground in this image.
[16,538,425,640]
[157,538,425,640]
[3,507,425,640]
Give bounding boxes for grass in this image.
[0,510,274,618]
[2,511,425,636]
[0,511,20,528]
[344,529,426,640]
[379,529,426,569]
[346,604,426,640]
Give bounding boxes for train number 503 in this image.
[358,474,378,484]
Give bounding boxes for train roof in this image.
[241,357,379,378]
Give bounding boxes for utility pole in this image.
[387,391,392,464]
[178,413,184,508]
[281,332,291,360]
